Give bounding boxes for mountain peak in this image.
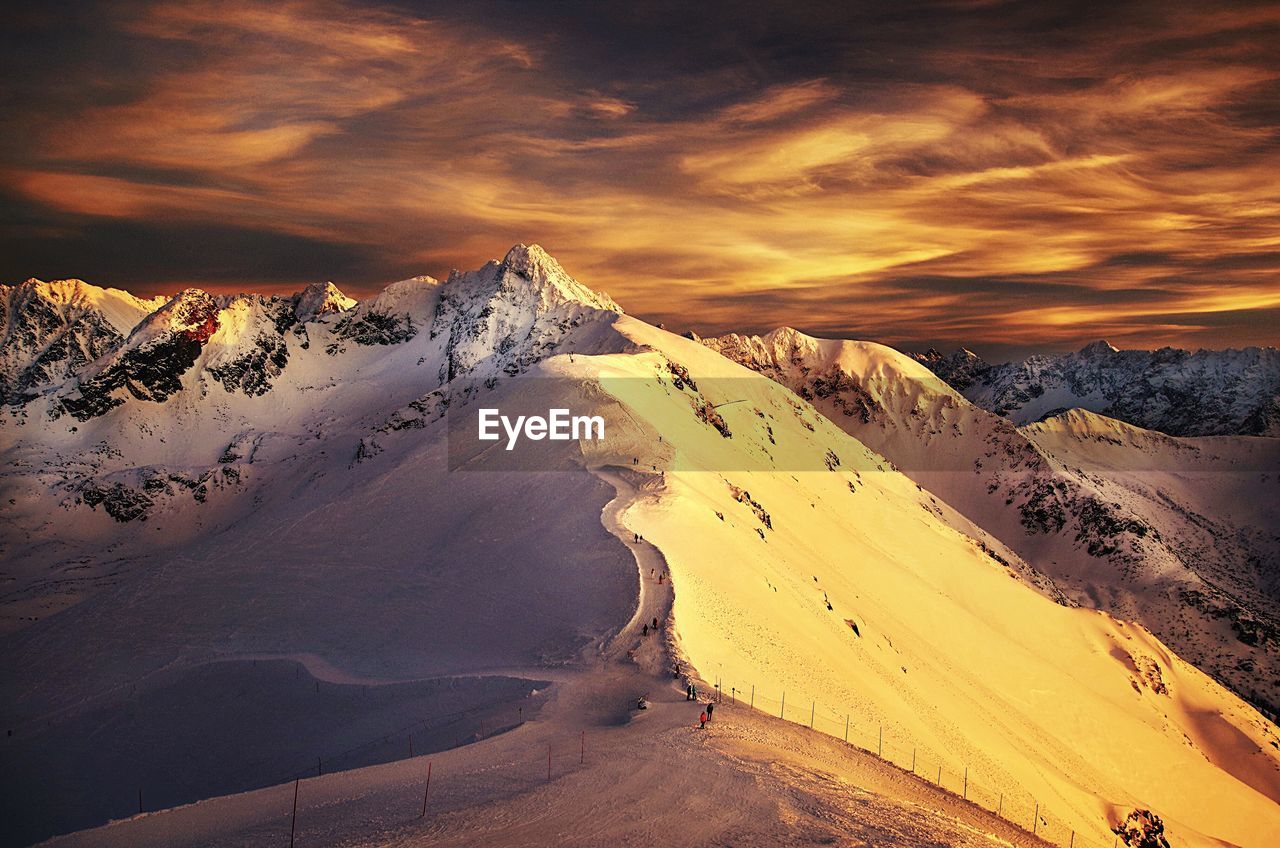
[501,243,558,276]
[131,289,220,345]
[1079,339,1119,356]
[294,281,356,322]
[449,243,622,314]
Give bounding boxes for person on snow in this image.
[706,702,714,721]
[651,616,658,630]
[642,623,649,637]
[699,710,707,729]
[686,683,694,701]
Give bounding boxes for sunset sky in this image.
[2,0,1278,358]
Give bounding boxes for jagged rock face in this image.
[914,341,1280,436]
[0,280,144,406]
[293,282,355,323]
[59,290,220,420]
[911,347,988,392]
[329,308,418,350]
[433,244,621,381]
[206,296,297,397]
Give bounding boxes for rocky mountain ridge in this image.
[912,341,1280,437]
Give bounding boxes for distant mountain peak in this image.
[293,281,356,322]
[917,341,1280,436]
[140,289,220,344]
[1079,339,1119,356]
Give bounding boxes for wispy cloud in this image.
[3,0,1278,355]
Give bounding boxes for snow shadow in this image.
[0,660,548,847]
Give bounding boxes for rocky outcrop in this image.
[58,290,220,420]
[1,279,158,406]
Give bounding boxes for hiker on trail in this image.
[686,683,693,701]
[706,702,714,721]
[658,574,664,585]
[652,616,658,630]
[699,710,707,729]
[643,623,649,637]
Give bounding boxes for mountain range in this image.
[2,246,1277,847]
[911,342,1280,437]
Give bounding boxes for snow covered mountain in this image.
[704,327,1280,716]
[3,249,1278,848]
[912,341,1280,436]
[0,279,165,407]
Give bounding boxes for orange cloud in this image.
[4,0,1279,354]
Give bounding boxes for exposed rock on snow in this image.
[913,340,1280,436]
[292,281,355,323]
[56,289,221,420]
[433,243,621,381]
[0,279,163,406]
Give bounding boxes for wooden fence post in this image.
[419,761,432,818]
[781,691,785,718]
[911,748,916,773]
[1032,801,1039,835]
[878,725,883,757]
[289,778,300,847]
[844,714,849,743]
[810,701,815,728]
[750,684,754,709]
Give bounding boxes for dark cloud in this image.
[1,0,1277,353]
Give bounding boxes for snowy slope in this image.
[2,250,1277,847]
[595,325,1280,848]
[914,341,1280,436]
[704,328,1280,716]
